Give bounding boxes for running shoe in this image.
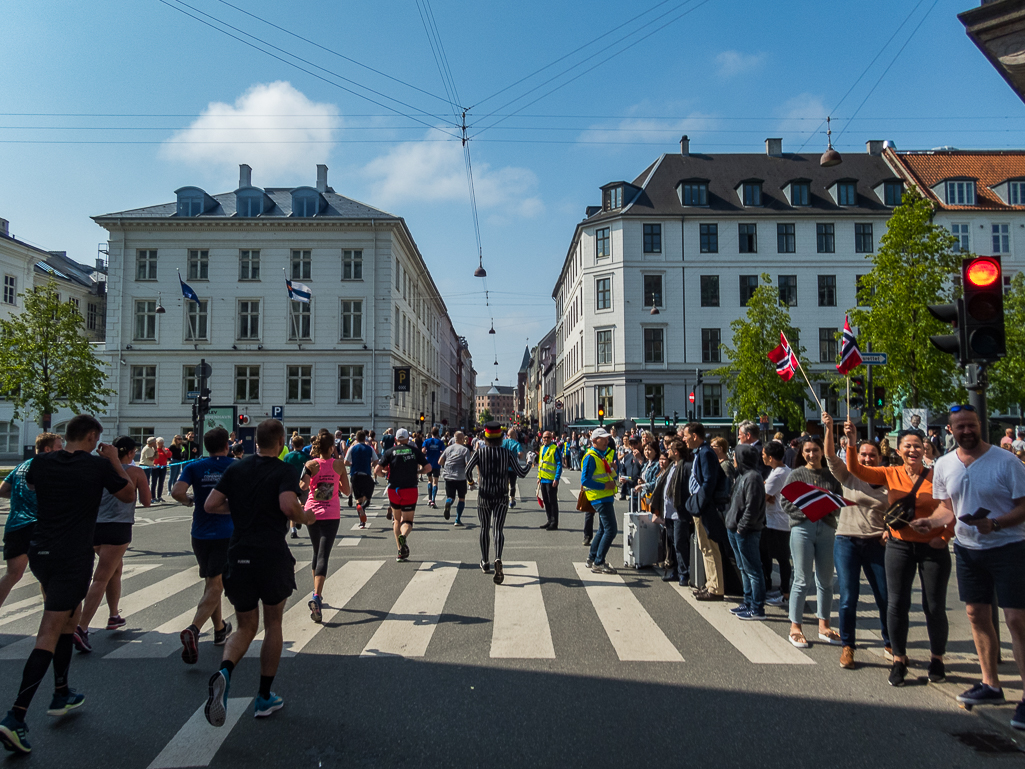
[738,609,766,621]
[454,520,464,527]
[0,711,30,754]
[386,509,393,521]
[205,669,231,727]
[765,594,788,606]
[888,660,907,687]
[289,527,298,539]
[582,537,592,547]
[348,495,354,507]
[106,615,126,630]
[480,560,491,574]
[1011,700,1025,731]
[591,563,617,575]
[397,535,409,560]
[356,503,367,527]
[928,658,946,683]
[72,625,91,654]
[443,501,451,520]
[180,626,199,665]
[254,693,284,718]
[309,594,323,624]
[585,557,594,569]
[729,604,749,615]
[493,559,504,585]
[957,682,1005,705]
[46,689,85,717]
[214,621,232,647]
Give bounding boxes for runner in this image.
[73,437,151,652]
[202,419,312,725]
[422,427,446,509]
[301,433,351,623]
[172,427,236,665]
[344,431,377,527]
[0,415,134,755]
[439,431,471,526]
[374,429,431,562]
[0,433,63,611]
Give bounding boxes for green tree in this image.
[848,190,964,414]
[478,407,493,424]
[988,271,1025,415]
[712,274,816,431]
[0,281,113,426]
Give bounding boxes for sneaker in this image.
[397,535,409,560]
[356,503,367,527]
[454,520,464,527]
[289,527,298,539]
[348,495,354,507]
[729,604,749,615]
[766,594,788,606]
[444,502,451,520]
[106,615,126,630]
[309,594,323,624]
[957,681,1005,705]
[765,588,782,598]
[180,626,199,665]
[592,563,617,575]
[213,621,232,647]
[582,537,592,547]
[840,646,855,670]
[72,625,91,653]
[928,657,946,683]
[738,609,766,621]
[493,559,505,585]
[888,660,907,687]
[1011,700,1025,731]
[254,693,284,718]
[480,560,491,574]
[205,669,231,727]
[509,500,516,508]
[0,711,30,754]
[585,558,594,569]
[386,509,393,521]
[46,689,85,716]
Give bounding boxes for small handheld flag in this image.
[285,277,312,304]
[767,331,799,381]
[178,271,200,304]
[781,481,851,523]
[837,316,863,375]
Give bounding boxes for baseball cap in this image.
[396,428,410,440]
[590,427,610,440]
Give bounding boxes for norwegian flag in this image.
[781,481,852,523]
[767,331,799,381]
[837,316,863,375]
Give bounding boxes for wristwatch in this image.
[992,519,1002,532]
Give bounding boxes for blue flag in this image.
[179,273,200,304]
[285,277,312,304]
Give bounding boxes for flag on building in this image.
[178,271,200,304]
[781,481,851,523]
[837,315,863,375]
[285,277,312,303]
[767,331,799,381]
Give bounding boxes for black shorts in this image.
[222,548,296,613]
[444,479,468,499]
[28,550,93,613]
[351,474,375,500]
[94,522,133,547]
[193,537,230,579]
[955,540,1025,609]
[3,524,35,561]
[428,468,441,479]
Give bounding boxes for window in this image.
[597,385,614,417]
[819,328,838,363]
[855,223,874,253]
[69,297,79,312]
[239,250,260,280]
[643,275,663,308]
[595,278,611,310]
[341,300,363,339]
[946,180,976,206]
[818,275,836,307]
[644,384,664,416]
[791,182,810,206]
[291,249,312,281]
[643,224,662,253]
[237,300,260,340]
[1010,181,1025,206]
[742,183,762,206]
[778,275,798,307]
[816,223,835,253]
[837,183,857,206]
[739,275,758,306]
[134,300,157,340]
[700,275,719,307]
[777,223,795,253]
[338,365,364,402]
[884,181,904,207]
[342,250,363,280]
[3,275,15,305]
[595,227,610,258]
[0,421,20,455]
[287,365,313,403]
[237,193,263,218]
[681,183,708,206]
[288,301,312,341]
[177,194,202,217]
[130,365,157,403]
[951,223,970,252]
[235,365,260,402]
[701,328,721,363]
[738,223,757,253]
[819,383,838,415]
[993,224,1010,254]
[292,192,321,218]
[643,328,664,364]
[702,384,722,417]
[183,365,198,403]
[136,250,157,281]
[128,427,155,446]
[596,329,613,364]
[699,223,718,253]
[604,186,623,210]
[185,300,209,341]
[188,249,209,281]
[87,303,101,331]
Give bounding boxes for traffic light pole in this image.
[966,363,990,437]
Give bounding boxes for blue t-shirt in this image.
[179,456,236,540]
[348,442,375,476]
[3,459,37,532]
[502,439,523,471]
[423,438,445,468]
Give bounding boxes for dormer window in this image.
[679,181,708,206]
[742,182,762,206]
[790,182,810,206]
[946,180,976,206]
[837,182,857,206]
[236,189,266,218]
[290,188,324,218]
[884,181,903,207]
[604,186,623,211]
[175,187,213,217]
[1010,181,1025,205]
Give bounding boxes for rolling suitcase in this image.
[623,492,659,569]
[688,532,706,589]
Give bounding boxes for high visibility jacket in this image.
[582,448,616,501]
[538,443,561,482]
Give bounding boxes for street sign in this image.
[271,406,284,420]
[861,352,888,365]
[186,390,200,399]
[394,367,410,392]
[196,362,213,379]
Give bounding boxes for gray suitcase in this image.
[623,492,659,569]
[688,532,706,589]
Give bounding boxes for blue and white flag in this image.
[178,272,200,304]
[286,277,312,304]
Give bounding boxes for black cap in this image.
[112,436,137,455]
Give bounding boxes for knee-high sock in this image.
[52,634,73,694]
[14,649,54,714]
[456,499,465,519]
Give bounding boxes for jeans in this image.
[728,529,765,612]
[168,463,181,489]
[760,527,792,594]
[789,519,836,625]
[834,535,889,648]
[150,466,167,499]
[587,497,618,565]
[665,517,691,581]
[885,537,951,657]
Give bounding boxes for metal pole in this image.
[866,342,876,441]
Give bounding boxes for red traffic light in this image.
[688,391,696,404]
[238,414,249,426]
[966,257,1000,288]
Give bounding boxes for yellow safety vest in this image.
[538,444,558,481]
[583,448,616,501]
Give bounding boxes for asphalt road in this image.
[0,470,1021,767]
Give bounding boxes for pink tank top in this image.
[304,458,340,520]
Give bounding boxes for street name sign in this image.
[861,352,888,365]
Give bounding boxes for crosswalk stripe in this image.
[573,563,683,662]
[360,561,458,658]
[490,561,555,659]
[146,697,252,769]
[667,582,815,665]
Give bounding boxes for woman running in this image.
[464,422,532,584]
[300,432,351,623]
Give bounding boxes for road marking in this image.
[490,561,555,659]
[360,561,458,658]
[668,581,815,665]
[350,510,379,530]
[146,697,251,769]
[573,563,683,662]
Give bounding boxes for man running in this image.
[439,431,471,526]
[536,431,562,531]
[0,415,135,755]
[172,427,235,665]
[503,429,524,508]
[345,431,378,527]
[374,429,431,562]
[202,419,312,724]
[422,427,445,509]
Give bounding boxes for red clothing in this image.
[154,447,173,467]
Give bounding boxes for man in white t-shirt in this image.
[912,405,1025,729]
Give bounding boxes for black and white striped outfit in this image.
[465,444,529,562]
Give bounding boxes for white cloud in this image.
[576,112,720,149]
[715,50,766,77]
[775,93,830,141]
[160,82,340,181]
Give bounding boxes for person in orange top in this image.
[846,421,953,688]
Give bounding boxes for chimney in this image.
[316,164,328,192]
[766,138,783,157]
[239,164,252,188]
[0,218,8,236]
[866,140,884,156]
[680,136,689,156]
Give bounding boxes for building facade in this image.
[475,384,515,424]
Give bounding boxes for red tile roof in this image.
[887,149,1025,210]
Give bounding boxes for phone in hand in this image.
[958,506,991,524]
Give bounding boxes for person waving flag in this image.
[836,316,863,375]
[178,270,200,304]
[767,331,799,381]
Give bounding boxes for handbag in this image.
[576,487,595,513]
[883,468,931,530]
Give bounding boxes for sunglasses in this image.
[950,405,978,413]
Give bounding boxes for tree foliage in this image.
[848,190,964,413]
[478,408,493,424]
[0,281,113,424]
[712,274,815,431]
[988,271,1025,415]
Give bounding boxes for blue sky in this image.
[3,0,1024,384]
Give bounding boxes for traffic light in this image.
[673,410,679,425]
[873,386,885,409]
[191,403,198,423]
[197,388,211,417]
[695,368,703,387]
[663,417,670,427]
[419,412,425,426]
[962,256,1006,362]
[850,376,866,410]
[597,406,605,426]
[238,414,250,426]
